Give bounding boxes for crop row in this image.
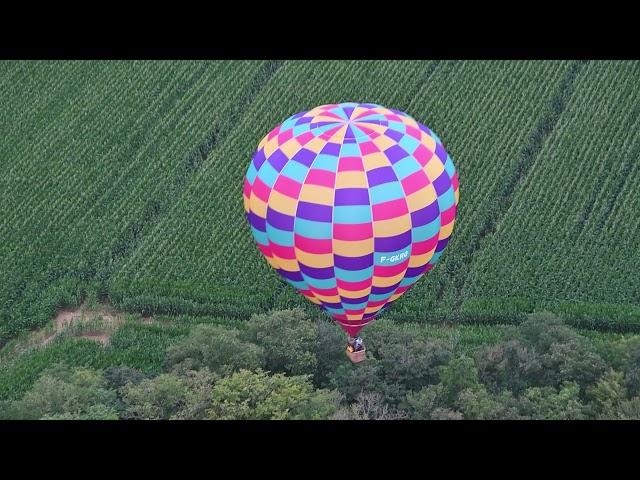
[0,61,267,340]
[109,60,437,319]
[2,60,639,342]
[461,60,640,329]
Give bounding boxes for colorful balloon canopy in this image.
[243,103,459,336]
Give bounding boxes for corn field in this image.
[1,60,639,346]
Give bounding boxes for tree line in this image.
[2,309,640,420]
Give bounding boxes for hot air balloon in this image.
[243,102,459,363]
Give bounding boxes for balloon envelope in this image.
[243,103,459,336]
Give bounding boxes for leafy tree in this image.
[378,337,453,403]
[541,339,607,391]
[617,397,640,419]
[591,336,632,371]
[624,339,640,397]
[121,373,186,420]
[8,363,117,420]
[362,324,452,404]
[11,375,77,420]
[517,382,586,420]
[328,357,394,404]
[0,401,15,420]
[439,356,481,404]
[326,324,451,408]
[517,313,607,389]
[314,318,346,388]
[172,369,218,420]
[405,384,445,420]
[430,408,464,420]
[206,369,338,420]
[477,314,606,395]
[406,362,523,420]
[457,387,521,420]
[166,324,264,376]
[476,340,542,395]
[243,308,317,377]
[41,404,119,420]
[331,392,408,420]
[103,365,144,390]
[407,358,520,420]
[408,381,522,420]
[516,312,580,350]
[294,386,341,420]
[586,370,627,419]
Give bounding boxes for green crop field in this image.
[3,60,638,341]
[1,60,640,419]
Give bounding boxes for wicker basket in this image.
[346,347,366,363]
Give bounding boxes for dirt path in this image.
[76,332,111,346]
[40,302,153,347]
